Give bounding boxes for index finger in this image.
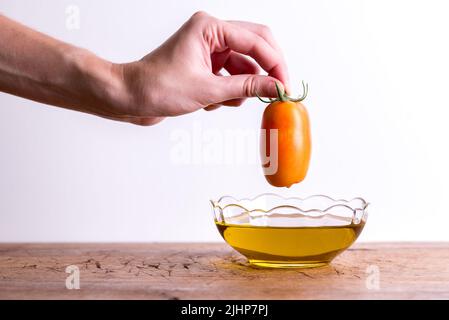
[226,20,290,91]
[217,21,289,89]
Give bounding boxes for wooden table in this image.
[0,243,448,299]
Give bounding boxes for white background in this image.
[1,0,448,242]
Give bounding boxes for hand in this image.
[0,12,289,126]
[115,11,289,125]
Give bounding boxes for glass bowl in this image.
[211,193,369,268]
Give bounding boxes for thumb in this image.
[212,74,282,102]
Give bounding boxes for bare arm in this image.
[0,12,289,126]
[0,14,129,121]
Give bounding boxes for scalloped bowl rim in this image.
[211,193,369,215]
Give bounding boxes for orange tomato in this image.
[259,82,311,188]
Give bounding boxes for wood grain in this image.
[0,243,448,299]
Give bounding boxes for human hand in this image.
[0,12,289,126]
[114,11,290,125]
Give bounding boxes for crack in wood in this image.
[298,271,314,279]
[333,267,344,276]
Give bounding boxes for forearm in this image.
[0,15,126,117]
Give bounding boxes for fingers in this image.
[227,21,290,92]
[211,51,260,79]
[204,98,244,112]
[227,21,283,55]
[204,104,221,111]
[211,49,259,77]
[212,74,282,102]
[210,49,282,101]
[221,98,245,106]
[224,51,259,75]
[192,12,289,103]
[207,52,260,110]
[204,98,246,112]
[211,48,231,74]
[217,21,289,90]
[221,52,259,106]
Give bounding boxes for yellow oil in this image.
[216,221,365,268]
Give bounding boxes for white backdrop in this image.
[1,0,448,242]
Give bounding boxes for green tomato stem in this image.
[257,81,308,104]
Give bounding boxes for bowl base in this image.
[248,259,330,269]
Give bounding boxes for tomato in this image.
[259,82,311,188]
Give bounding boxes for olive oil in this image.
[216,221,365,268]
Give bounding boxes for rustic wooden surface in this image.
[0,242,448,299]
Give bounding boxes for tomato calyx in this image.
[257,81,308,104]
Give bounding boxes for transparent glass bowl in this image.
[211,194,369,268]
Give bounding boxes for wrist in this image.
[65,47,130,117]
